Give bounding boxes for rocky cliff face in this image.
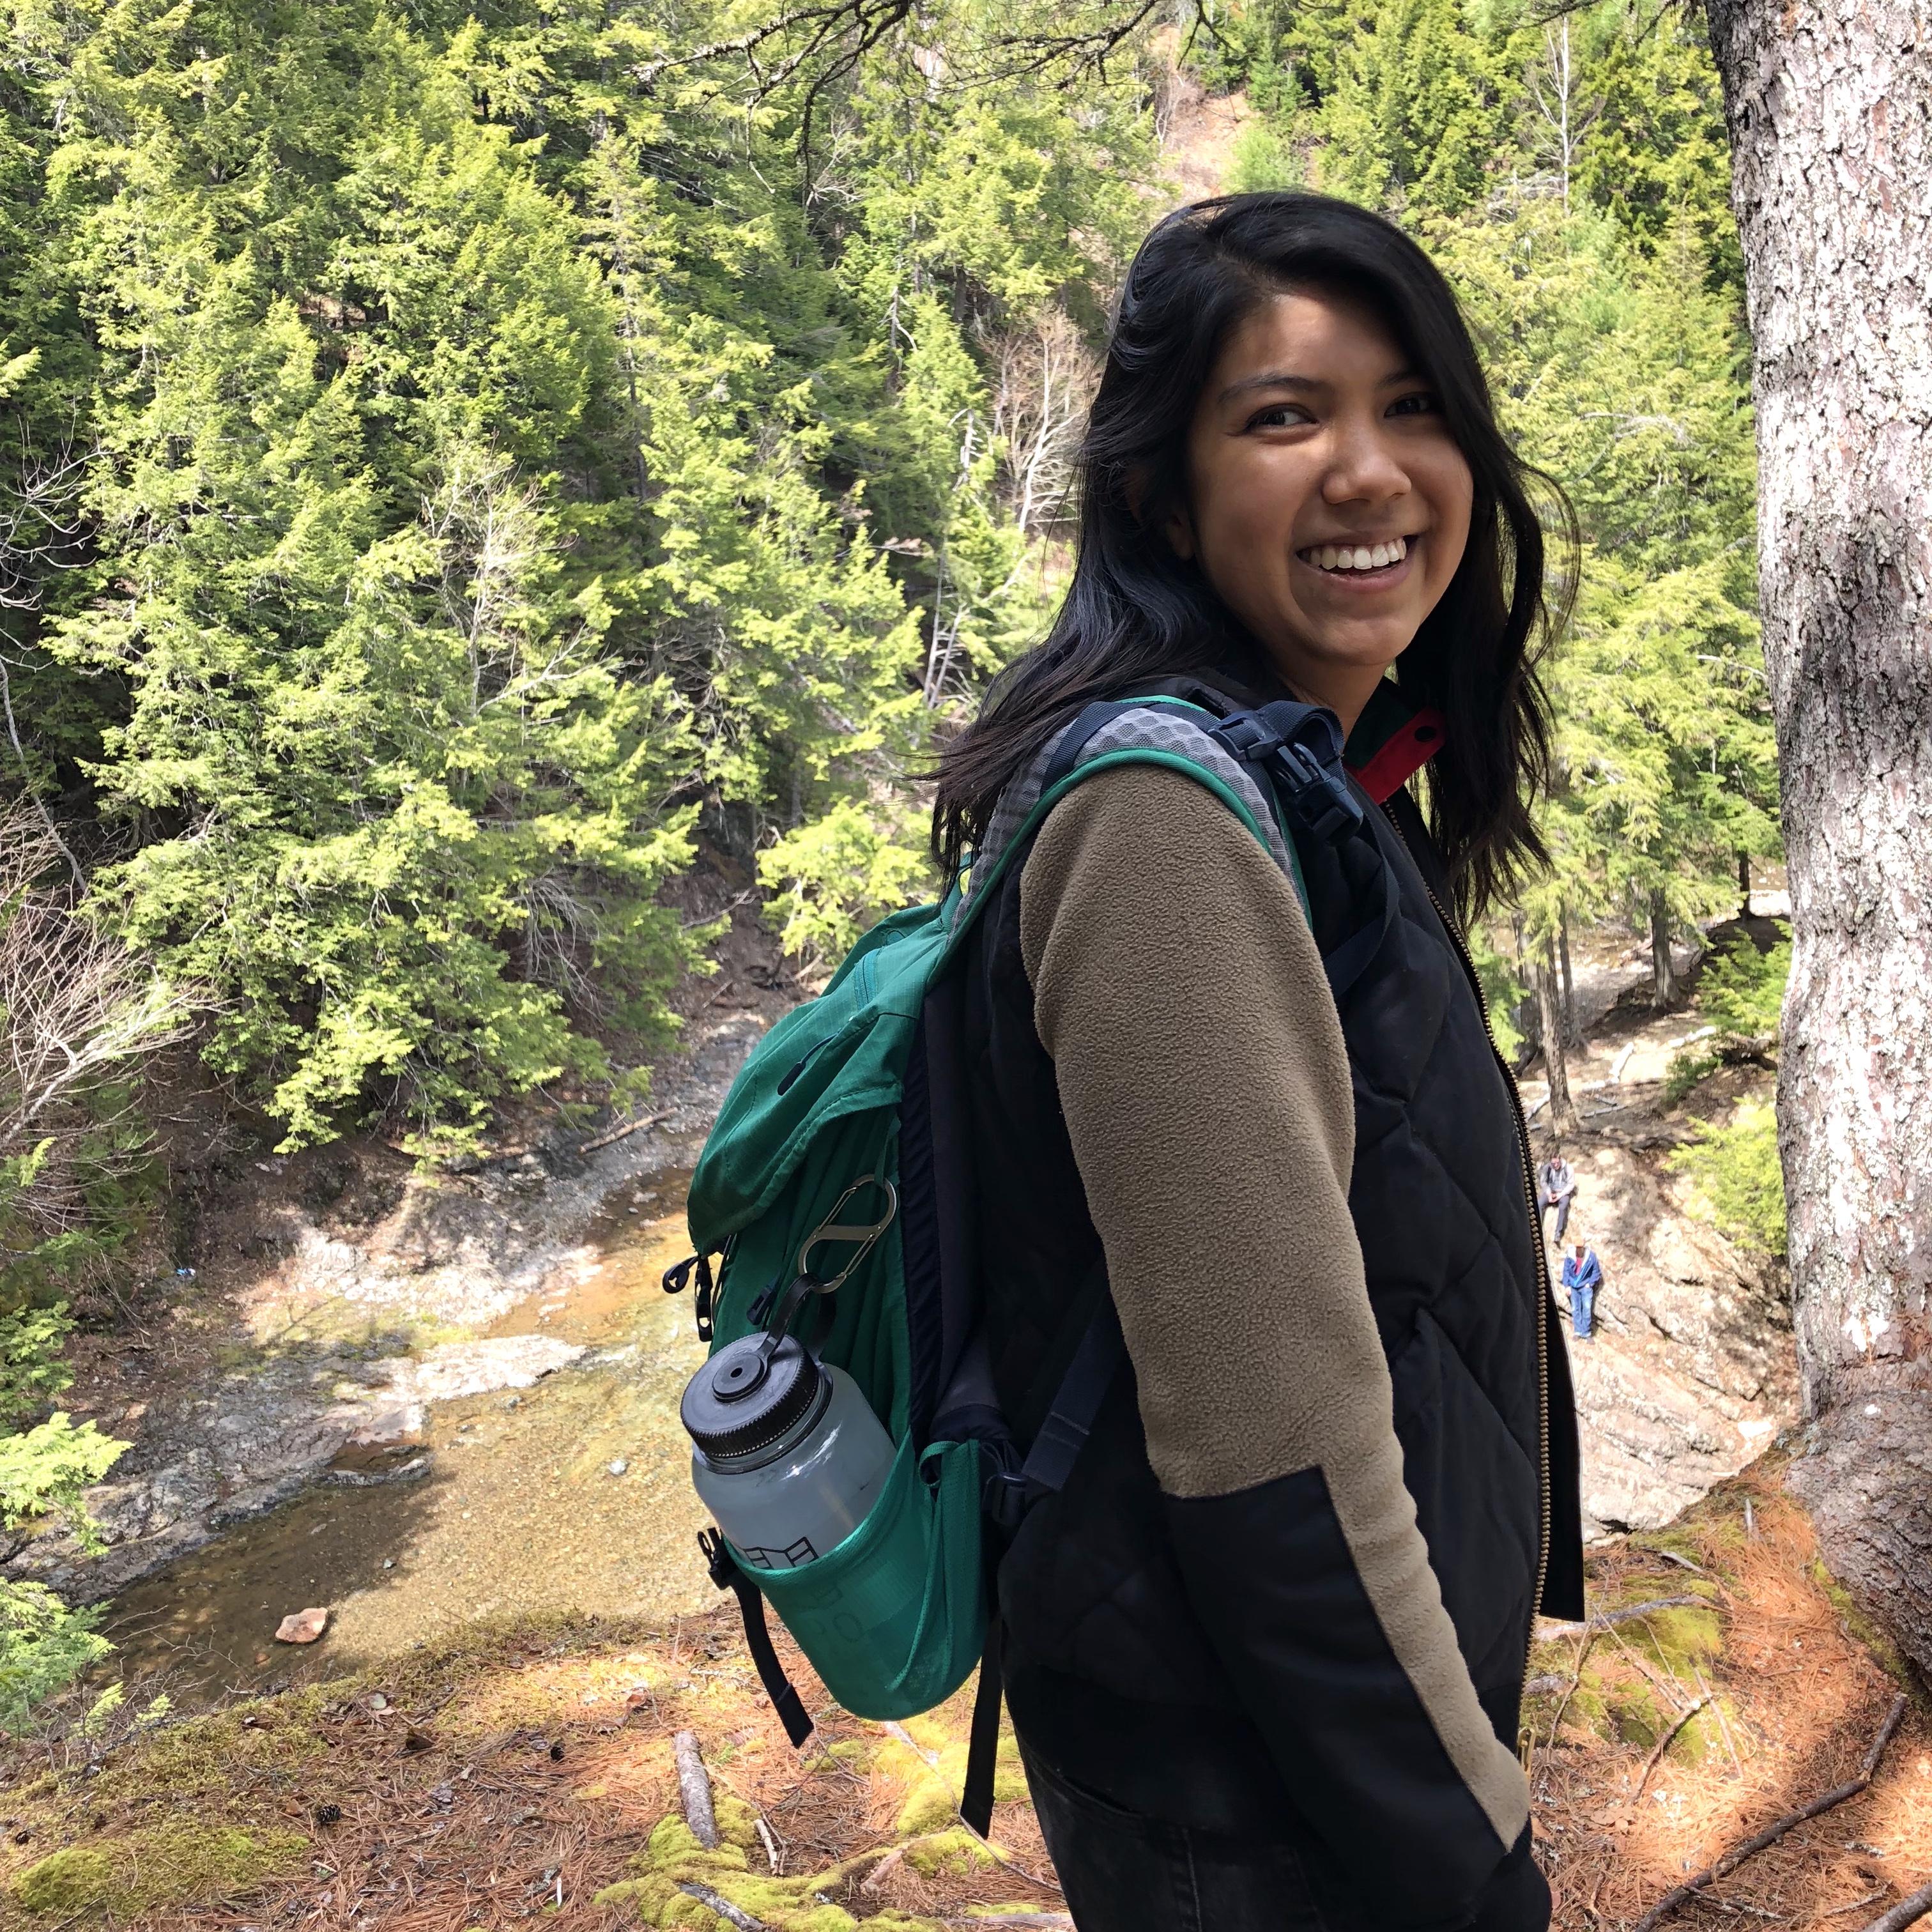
[1553,1139,1796,1537]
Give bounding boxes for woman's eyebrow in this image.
[1218,366,1425,404]
[1219,369,1322,402]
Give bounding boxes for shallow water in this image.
[100,1184,717,1706]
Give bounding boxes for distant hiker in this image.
[1562,1241,1603,1341]
[1540,1152,1577,1245]
[932,195,1582,1932]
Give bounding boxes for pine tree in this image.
[1319,0,1506,214]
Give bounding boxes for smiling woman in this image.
[933,195,1584,1932]
[935,192,1572,919]
[1162,288,1476,735]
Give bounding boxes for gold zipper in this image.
[1376,804,1552,1738]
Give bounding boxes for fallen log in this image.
[1539,1596,1701,1641]
[678,1881,764,1929]
[579,1108,671,1155]
[675,1728,719,1850]
[1863,1880,1932,1932]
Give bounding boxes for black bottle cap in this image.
[681,1332,828,1466]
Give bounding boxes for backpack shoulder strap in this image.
[956,691,1400,1006]
[950,694,1307,946]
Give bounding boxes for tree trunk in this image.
[1648,889,1678,1008]
[1535,943,1577,1137]
[1738,850,1752,922]
[1558,903,1583,1047]
[1705,0,1932,1668]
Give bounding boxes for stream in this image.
[98,1184,717,1708]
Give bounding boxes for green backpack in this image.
[665,689,1383,1828]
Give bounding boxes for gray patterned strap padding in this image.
[952,703,1296,934]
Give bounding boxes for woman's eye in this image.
[1247,403,1312,430]
[1388,392,1440,417]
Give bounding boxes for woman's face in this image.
[1163,288,1474,730]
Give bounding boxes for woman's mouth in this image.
[1297,533,1416,579]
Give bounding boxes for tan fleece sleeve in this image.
[1018,761,1528,1848]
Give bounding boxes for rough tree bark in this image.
[1535,944,1578,1137]
[1704,0,1932,1666]
[1648,888,1678,1008]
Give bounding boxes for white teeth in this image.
[1305,535,1413,572]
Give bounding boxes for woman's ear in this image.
[1163,500,1197,560]
[1124,464,1194,560]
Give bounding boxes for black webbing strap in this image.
[1314,857,1400,1003]
[1018,1293,1125,1496]
[1206,700,1402,1003]
[698,1529,815,1747]
[960,1610,1004,1836]
[965,1294,1126,1832]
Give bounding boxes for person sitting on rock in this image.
[1539,1152,1577,1246]
[1561,1239,1602,1342]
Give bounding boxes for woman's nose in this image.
[1320,416,1411,507]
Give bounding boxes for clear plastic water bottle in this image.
[684,1330,896,1569]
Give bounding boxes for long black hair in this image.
[932,192,1573,918]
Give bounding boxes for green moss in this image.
[1680,1706,1721,1763]
[77,1685,334,1814]
[1629,1528,1709,1570]
[623,1806,902,1932]
[12,1846,112,1914]
[1611,1602,1723,1688]
[661,1896,721,1929]
[712,1795,760,1852]
[594,1875,680,1915]
[1812,1557,1913,1682]
[10,1824,306,1916]
[901,1828,997,1879]
[1607,1681,1665,1748]
[1569,1686,1609,1735]
[893,1777,957,1837]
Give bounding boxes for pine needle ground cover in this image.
[5,1471,1932,1930]
[0,1613,1060,1932]
[1525,1465,1932,1926]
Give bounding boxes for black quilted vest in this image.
[960,686,1584,1830]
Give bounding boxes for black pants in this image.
[1020,1740,1551,1932]
[1542,1194,1572,1245]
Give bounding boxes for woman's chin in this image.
[1266,617,1425,686]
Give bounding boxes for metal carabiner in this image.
[760,1173,900,1354]
[795,1173,898,1291]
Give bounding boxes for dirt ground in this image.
[4,1456,1929,1931]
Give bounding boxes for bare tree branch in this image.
[0,801,194,1259]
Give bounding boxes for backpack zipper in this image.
[1377,804,1552,1726]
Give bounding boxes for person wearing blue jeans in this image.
[1561,1243,1602,1341]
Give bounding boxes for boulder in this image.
[1556,1141,1797,1535]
